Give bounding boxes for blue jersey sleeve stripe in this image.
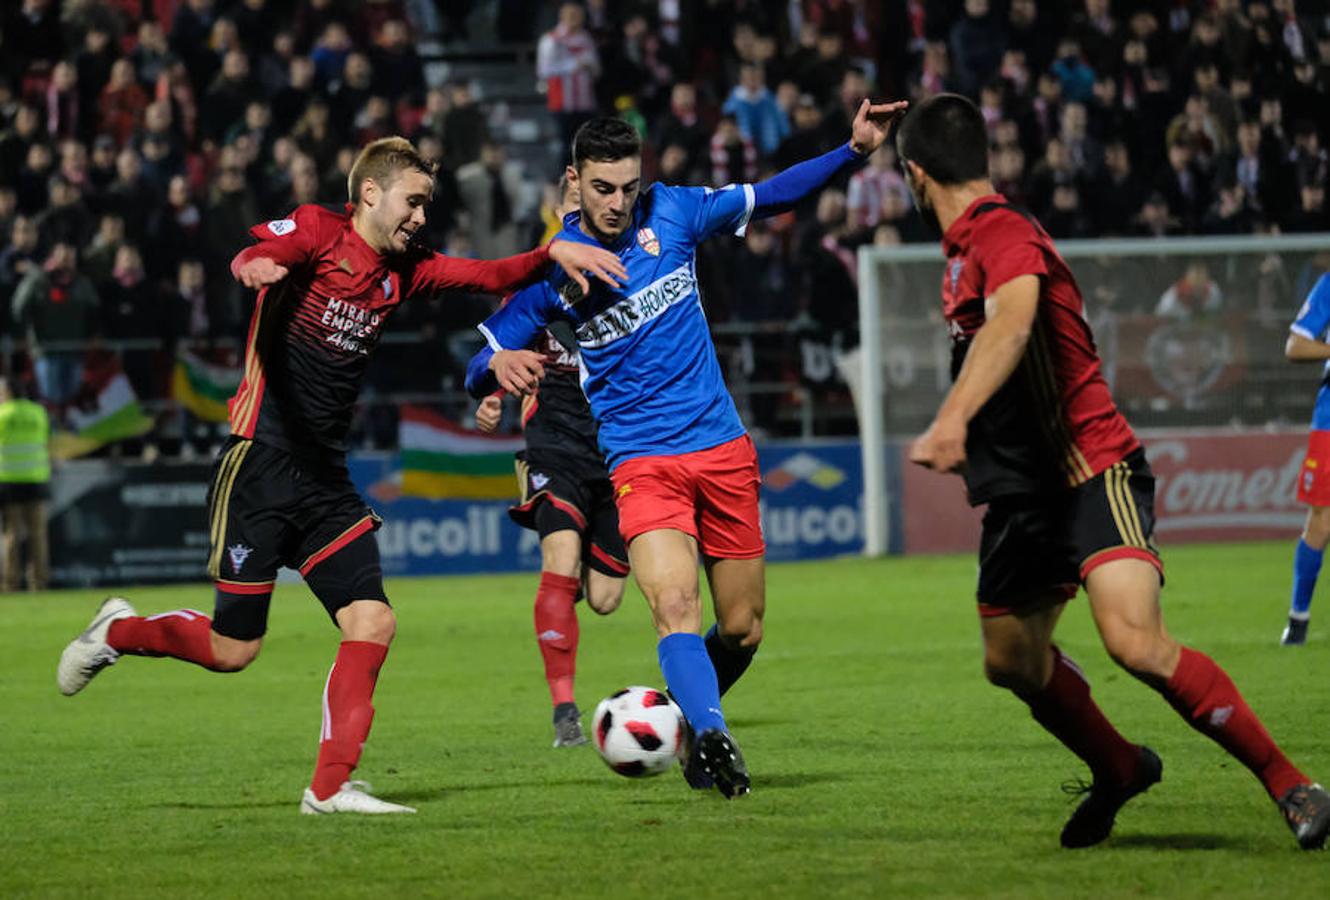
[1291,323,1320,340]
[734,184,756,237]
[477,321,505,351]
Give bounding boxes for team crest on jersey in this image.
[531,472,550,491]
[637,227,660,256]
[381,276,393,298]
[267,218,296,236]
[227,543,254,574]
[948,259,965,291]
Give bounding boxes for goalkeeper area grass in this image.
[3,542,1327,898]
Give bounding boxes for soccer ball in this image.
[591,686,687,777]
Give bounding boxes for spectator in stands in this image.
[1050,38,1095,104]
[167,257,212,344]
[1044,182,1094,239]
[272,54,317,135]
[370,19,426,104]
[653,82,709,181]
[82,212,125,287]
[537,2,600,155]
[709,113,757,186]
[0,104,42,188]
[12,241,100,413]
[1156,261,1224,318]
[722,63,789,157]
[1135,189,1182,238]
[131,20,172,90]
[203,50,257,144]
[950,0,1006,97]
[457,140,531,259]
[99,59,149,149]
[1286,180,1330,233]
[45,61,81,143]
[1202,179,1259,235]
[146,174,206,282]
[846,143,907,232]
[0,215,40,303]
[36,174,91,250]
[310,19,354,89]
[1070,0,1123,76]
[1154,138,1211,233]
[1090,138,1147,236]
[1006,0,1054,74]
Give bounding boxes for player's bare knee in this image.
[717,611,763,649]
[586,584,623,615]
[211,634,261,672]
[650,587,699,631]
[340,601,397,644]
[1103,628,1172,680]
[1306,506,1330,548]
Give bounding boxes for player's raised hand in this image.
[549,240,627,294]
[490,349,546,396]
[909,414,968,474]
[849,99,910,157]
[475,395,503,433]
[234,256,289,290]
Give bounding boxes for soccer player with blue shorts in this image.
[1283,272,1330,646]
[465,102,906,797]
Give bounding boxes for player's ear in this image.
[565,164,579,194]
[360,177,379,208]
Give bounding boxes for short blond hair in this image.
[347,136,436,204]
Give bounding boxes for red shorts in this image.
[610,434,765,559]
[1297,431,1330,506]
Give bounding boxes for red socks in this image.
[1019,646,1141,785]
[534,572,580,706]
[1162,647,1307,800]
[311,641,389,801]
[107,610,219,670]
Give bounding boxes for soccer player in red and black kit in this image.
[475,177,629,749]
[899,94,1330,850]
[56,137,626,815]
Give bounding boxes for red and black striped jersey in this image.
[939,194,1139,504]
[229,204,550,463]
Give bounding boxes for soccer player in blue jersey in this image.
[465,102,906,797]
[1283,272,1330,645]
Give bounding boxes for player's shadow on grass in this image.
[724,716,793,730]
[151,800,294,811]
[394,776,608,802]
[754,772,847,790]
[1110,833,1247,851]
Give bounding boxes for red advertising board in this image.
[899,429,1308,554]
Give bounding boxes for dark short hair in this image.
[572,117,641,169]
[895,93,989,185]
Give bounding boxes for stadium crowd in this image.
[0,0,1328,452]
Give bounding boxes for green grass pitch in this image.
[3,542,1329,898]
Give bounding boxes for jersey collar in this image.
[941,193,1006,256]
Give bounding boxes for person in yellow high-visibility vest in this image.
[0,376,50,591]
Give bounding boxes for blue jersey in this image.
[477,182,756,470]
[1291,273,1330,430]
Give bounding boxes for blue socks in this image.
[1291,539,1323,617]
[704,624,757,697]
[658,632,727,734]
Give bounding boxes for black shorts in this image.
[977,448,1164,616]
[206,438,387,639]
[508,450,629,578]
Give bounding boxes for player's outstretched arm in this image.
[910,274,1040,474]
[230,246,290,290]
[748,100,907,219]
[412,244,625,298]
[466,283,559,397]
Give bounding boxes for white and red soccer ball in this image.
[591,686,687,777]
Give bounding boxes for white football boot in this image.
[57,597,137,696]
[300,781,417,815]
